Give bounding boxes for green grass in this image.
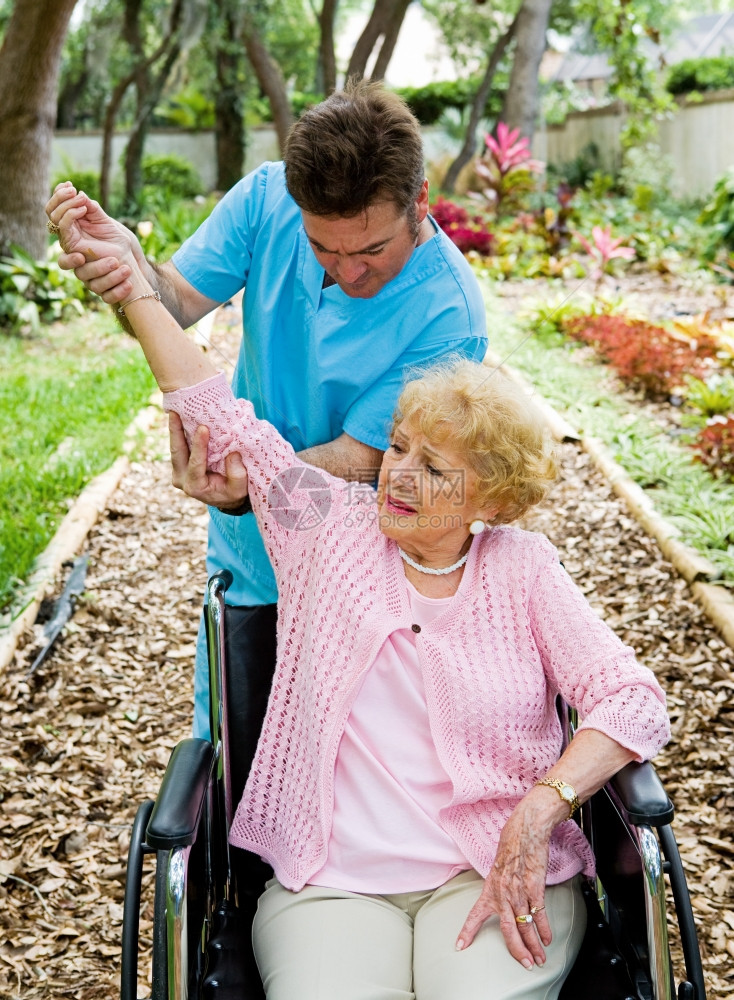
[0,311,156,616]
[479,276,734,586]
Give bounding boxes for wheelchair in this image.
[121,571,707,1000]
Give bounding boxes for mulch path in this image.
[1,280,733,999]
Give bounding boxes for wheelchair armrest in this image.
[146,738,216,850]
[607,759,674,828]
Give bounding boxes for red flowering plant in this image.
[472,122,544,218]
[430,196,494,256]
[691,416,734,481]
[563,314,719,400]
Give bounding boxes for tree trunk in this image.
[242,17,294,154]
[317,0,339,95]
[345,0,397,82]
[122,0,186,211]
[442,16,517,195]
[0,0,79,259]
[124,61,152,209]
[99,37,171,210]
[123,34,185,209]
[370,0,412,82]
[99,0,191,212]
[100,67,140,210]
[500,0,553,142]
[57,59,90,130]
[213,0,245,191]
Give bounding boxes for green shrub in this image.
[0,246,92,335]
[585,169,617,201]
[50,166,101,203]
[540,81,599,126]
[291,91,323,118]
[699,168,734,258]
[395,78,502,126]
[141,153,203,200]
[546,143,602,190]
[254,91,324,122]
[524,294,593,346]
[397,80,472,125]
[135,196,218,261]
[618,144,675,212]
[155,86,215,130]
[666,56,734,96]
[246,95,274,124]
[683,375,734,426]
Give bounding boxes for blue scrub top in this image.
[173,162,488,605]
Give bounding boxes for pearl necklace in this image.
[398,547,469,576]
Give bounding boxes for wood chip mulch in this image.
[1,289,733,999]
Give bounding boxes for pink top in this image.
[311,581,469,893]
[163,374,671,893]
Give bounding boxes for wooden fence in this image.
[533,88,734,199]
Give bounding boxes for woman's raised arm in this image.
[57,197,216,393]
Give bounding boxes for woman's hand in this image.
[456,794,556,969]
[456,732,641,967]
[46,183,142,304]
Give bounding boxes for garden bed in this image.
[483,268,734,590]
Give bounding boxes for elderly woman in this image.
[64,216,669,998]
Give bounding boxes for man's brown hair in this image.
[284,78,425,218]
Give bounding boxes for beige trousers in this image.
[252,870,586,1000]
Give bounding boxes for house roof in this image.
[553,11,734,84]
[663,10,734,62]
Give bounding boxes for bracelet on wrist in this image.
[118,290,161,315]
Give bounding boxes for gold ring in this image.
[515,913,533,924]
[46,219,60,235]
[530,904,546,915]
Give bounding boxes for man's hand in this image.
[169,413,250,509]
[46,182,143,304]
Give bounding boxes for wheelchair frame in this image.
[121,571,707,1000]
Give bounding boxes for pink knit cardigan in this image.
[164,374,670,892]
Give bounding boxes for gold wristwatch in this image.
[535,778,580,818]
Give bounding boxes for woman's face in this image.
[377,419,493,557]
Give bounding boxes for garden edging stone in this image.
[0,392,163,674]
[484,350,734,651]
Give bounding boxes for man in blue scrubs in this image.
[47,81,488,738]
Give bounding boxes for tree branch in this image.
[441,14,518,195]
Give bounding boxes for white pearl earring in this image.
[469,519,486,535]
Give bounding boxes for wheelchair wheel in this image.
[151,851,169,1000]
[149,838,211,999]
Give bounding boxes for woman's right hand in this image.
[456,793,556,968]
[46,182,143,304]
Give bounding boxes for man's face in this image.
[301,181,429,299]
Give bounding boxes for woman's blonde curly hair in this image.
[394,358,558,525]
